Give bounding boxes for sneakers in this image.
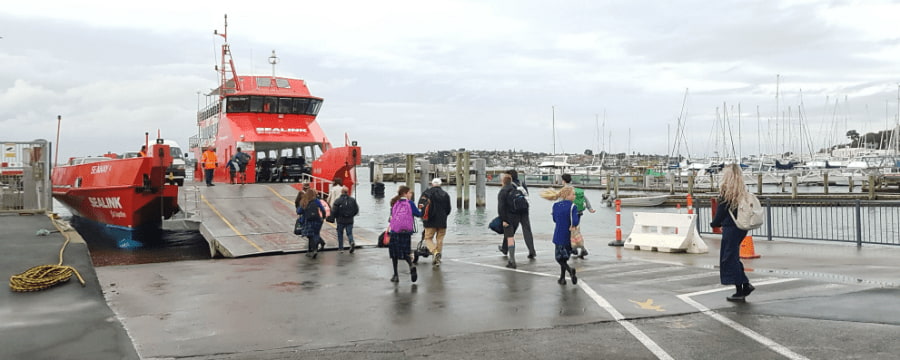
[578,248,588,259]
[349,242,355,254]
[410,266,418,282]
[433,252,442,267]
[390,274,399,283]
[318,240,326,251]
[506,261,516,269]
[527,252,536,259]
[558,278,566,285]
[570,268,578,284]
[726,293,746,302]
[498,245,508,256]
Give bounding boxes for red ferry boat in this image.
[189,16,362,195]
[51,140,180,248]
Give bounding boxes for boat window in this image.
[226,96,250,113]
[275,78,291,88]
[263,97,278,113]
[278,98,293,113]
[293,98,310,114]
[249,96,265,112]
[308,99,322,115]
[256,77,274,87]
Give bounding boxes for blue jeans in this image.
[336,223,354,249]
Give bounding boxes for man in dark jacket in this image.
[499,170,535,260]
[332,188,359,253]
[497,173,520,268]
[418,178,452,266]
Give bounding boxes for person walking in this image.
[227,157,239,184]
[710,163,756,302]
[498,170,536,259]
[233,147,251,184]
[299,189,326,258]
[561,173,596,258]
[328,178,344,209]
[541,186,579,285]
[418,178,452,267]
[200,147,217,186]
[497,173,521,268]
[388,185,422,282]
[332,187,359,253]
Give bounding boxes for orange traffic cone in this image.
[739,235,761,259]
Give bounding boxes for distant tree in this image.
[846,130,860,146]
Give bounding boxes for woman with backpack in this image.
[388,185,422,283]
[300,189,326,259]
[710,163,756,302]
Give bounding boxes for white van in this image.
[163,140,187,186]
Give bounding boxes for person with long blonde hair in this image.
[709,163,755,302]
[542,186,579,284]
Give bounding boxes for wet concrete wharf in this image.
[4,204,900,359]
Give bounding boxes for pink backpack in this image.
[389,200,415,233]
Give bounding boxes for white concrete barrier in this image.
[624,212,708,253]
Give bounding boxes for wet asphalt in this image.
[4,212,900,360]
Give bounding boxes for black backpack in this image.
[337,197,358,217]
[508,185,529,214]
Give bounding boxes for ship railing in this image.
[695,198,900,247]
[299,173,334,199]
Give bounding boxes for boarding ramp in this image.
[624,212,708,253]
[196,183,377,258]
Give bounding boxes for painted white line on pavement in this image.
[453,258,675,360]
[579,281,675,360]
[677,278,809,360]
[683,278,799,297]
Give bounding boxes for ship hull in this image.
[51,146,179,248]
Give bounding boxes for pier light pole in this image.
[54,115,61,166]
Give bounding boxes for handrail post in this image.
[765,197,773,241]
[855,199,862,248]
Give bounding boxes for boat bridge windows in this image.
[225,96,322,116]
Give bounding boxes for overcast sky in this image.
[3,0,900,162]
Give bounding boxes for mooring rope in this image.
[9,214,86,292]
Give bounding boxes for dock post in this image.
[791,174,798,199]
[475,158,486,207]
[455,152,463,208]
[848,176,855,192]
[463,152,471,209]
[868,175,876,200]
[687,174,694,196]
[606,174,612,196]
[823,172,829,194]
[418,159,430,195]
[405,155,415,191]
[369,159,375,183]
[614,174,620,198]
[757,173,763,195]
[780,174,786,192]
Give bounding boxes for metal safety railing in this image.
[1,140,52,213]
[696,198,900,247]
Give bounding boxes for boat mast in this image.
[214,14,240,100]
[552,105,556,154]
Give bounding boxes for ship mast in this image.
[214,14,240,99]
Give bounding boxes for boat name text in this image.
[91,164,112,174]
[89,197,123,209]
[255,128,308,134]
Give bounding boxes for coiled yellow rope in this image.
[9,214,86,292]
